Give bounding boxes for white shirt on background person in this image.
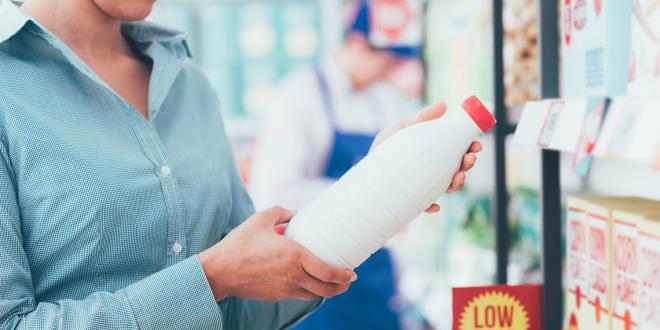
[250,57,408,211]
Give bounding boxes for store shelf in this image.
[492,0,660,329]
[513,97,660,166]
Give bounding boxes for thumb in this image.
[392,102,447,132]
[413,102,447,125]
[258,206,296,226]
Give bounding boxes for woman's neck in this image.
[21,0,131,58]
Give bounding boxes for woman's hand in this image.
[199,206,356,302]
[370,102,483,213]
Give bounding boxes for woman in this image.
[0,0,481,329]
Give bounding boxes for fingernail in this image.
[351,274,358,282]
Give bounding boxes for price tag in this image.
[537,100,565,148]
[572,98,609,176]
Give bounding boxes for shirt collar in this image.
[121,21,191,57]
[0,0,191,57]
[0,0,191,120]
[0,0,30,44]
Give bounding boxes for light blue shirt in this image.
[0,1,320,329]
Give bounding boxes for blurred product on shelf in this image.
[503,0,539,109]
[628,0,660,96]
[507,187,542,284]
[592,97,645,160]
[592,96,660,166]
[564,196,660,330]
[452,285,542,330]
[425,0,494,107]
[560,0,633,97]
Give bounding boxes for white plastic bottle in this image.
[285,96,496,269]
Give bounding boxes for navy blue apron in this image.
[293,67,401,330]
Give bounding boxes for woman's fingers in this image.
[460,152,477,171]
[424,203,441,213]
[442,142,481,193]
[299,274,351,298]
[273,224,287,235]
[469,141,483,153]
[292,288,320,302]
[297,249,354,298]
[447,172,466,192]
[300,249,355,284]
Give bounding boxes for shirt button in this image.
[172,242,182,254]
[160,165,171,177]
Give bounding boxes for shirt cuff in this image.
[119,255,222,330]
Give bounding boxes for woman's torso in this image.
[0,19,243,302]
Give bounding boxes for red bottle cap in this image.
[461,96,497,133]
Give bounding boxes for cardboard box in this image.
[610,206,660,330]
[565,196,660,330]
[565,196,613,330]
[637,212,660,329]
[561,0,633,97]
[565,196,658,329]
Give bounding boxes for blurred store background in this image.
[145,1,542,329]
[146,1,659,329]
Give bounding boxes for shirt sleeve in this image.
[0,141,223,330]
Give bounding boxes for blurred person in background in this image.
[250,2,472,329]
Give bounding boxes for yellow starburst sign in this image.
[453,285,542,330]
[459,291,530,329]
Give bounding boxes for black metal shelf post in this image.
[492,0,510,286]
[492,0,563,328]
[538,0,563,328]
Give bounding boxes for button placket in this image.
[172,242,182,254]
[160,164,171,177]
[128,115,187,264]
[31,24,192,263]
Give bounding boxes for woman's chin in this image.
[95,0,155,21]
[119,5,154,21]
